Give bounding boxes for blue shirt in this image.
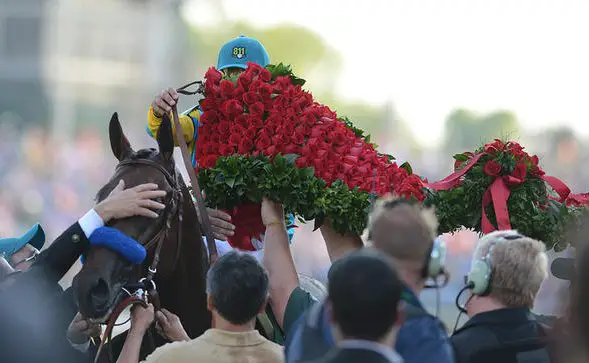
[285,288,454,363]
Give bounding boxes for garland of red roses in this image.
[194,62,425,246]
[424,139,588,250]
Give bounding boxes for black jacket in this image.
[0,222,91,363]
[451,308,552,363]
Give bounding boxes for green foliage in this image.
[426,140,582,250]
[199,154,376,236]
[266,63,306,86]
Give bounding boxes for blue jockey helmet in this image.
[0,224,45,259]
[217,35,270,71]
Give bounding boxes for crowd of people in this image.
[1,186,589,363]
[1,34,588,363]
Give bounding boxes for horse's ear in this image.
[109,112,133,161]
[157,113,174,160]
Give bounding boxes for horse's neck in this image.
[156,188,210,339]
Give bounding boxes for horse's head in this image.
[72,112,182,321]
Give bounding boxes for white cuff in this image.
[68,338,90,353]
[78,209,105,239]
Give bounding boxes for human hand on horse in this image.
[94,180,167,222]
[154,308,190,342]
[130,303,155,334]
[151,88,178,118]
[195,205,235,241]
[67,312,102,345]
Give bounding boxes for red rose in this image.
[531,165,545,177]
[258,83,273,99]
[232,85,245,99]
[310,128,327,139]
[199,98,216,112]
[220,80,235,98]
[200,110,220,125]
[246,62,262,75]
[272,134,290,146]
[504,163,527,186]
[283,144,300,154]
[264,145,279,157]
[530,155,539,166]
[295,156,311,168]
[238,73,253,90]
[222,100,244,118]
[291,132,305,145]
[249,102,265,116]
[243,127,256,140]
[229,133,242,146]
[483,160,502,177]
[217,120,231,133]
[238,138,254,154]
[202,155,218,168]
[258,68,272,82]
[484,139,505,155]
[205,67,222,84]
[256,134,272,150]
[219,144,235,156]
[243,92,260,106]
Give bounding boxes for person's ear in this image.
[395,301,405,327]
[258,295,269,314]
[325,300,334,325]
[206,295,213,312]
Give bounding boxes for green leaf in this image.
[453,153,469,161]
[400,162,413,175]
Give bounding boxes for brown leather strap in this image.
[169,103,217,265]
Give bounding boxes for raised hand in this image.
[151,88,179,118]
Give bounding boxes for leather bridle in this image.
[93,157,184,363]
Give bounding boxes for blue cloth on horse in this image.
[80,227,146,264]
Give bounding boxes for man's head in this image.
[205,251,269,326]
[366,196,439,290]
[327,248,404,344]
[0,224,45,271]
[465,230,548,316]
[217,35,270,77]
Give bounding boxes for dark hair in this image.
[206,251,269,324]
[328,248,403,341]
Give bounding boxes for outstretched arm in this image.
[261,198,299,329]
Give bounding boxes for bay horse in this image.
[71,112,210,361]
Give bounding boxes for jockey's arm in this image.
[147,105,199,150]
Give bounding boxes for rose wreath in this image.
[423,139,589,250]
[194,62,425,249]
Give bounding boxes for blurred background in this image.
[1,0,586,328]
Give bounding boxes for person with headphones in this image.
[283,196,454,363]
[451,230,552,363]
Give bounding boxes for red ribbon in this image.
[481,178,513,233]
[425,153,485,191]
[542,175,570,203]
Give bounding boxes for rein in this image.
[172,81,218,266]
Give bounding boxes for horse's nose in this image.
[87,277,111,313]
